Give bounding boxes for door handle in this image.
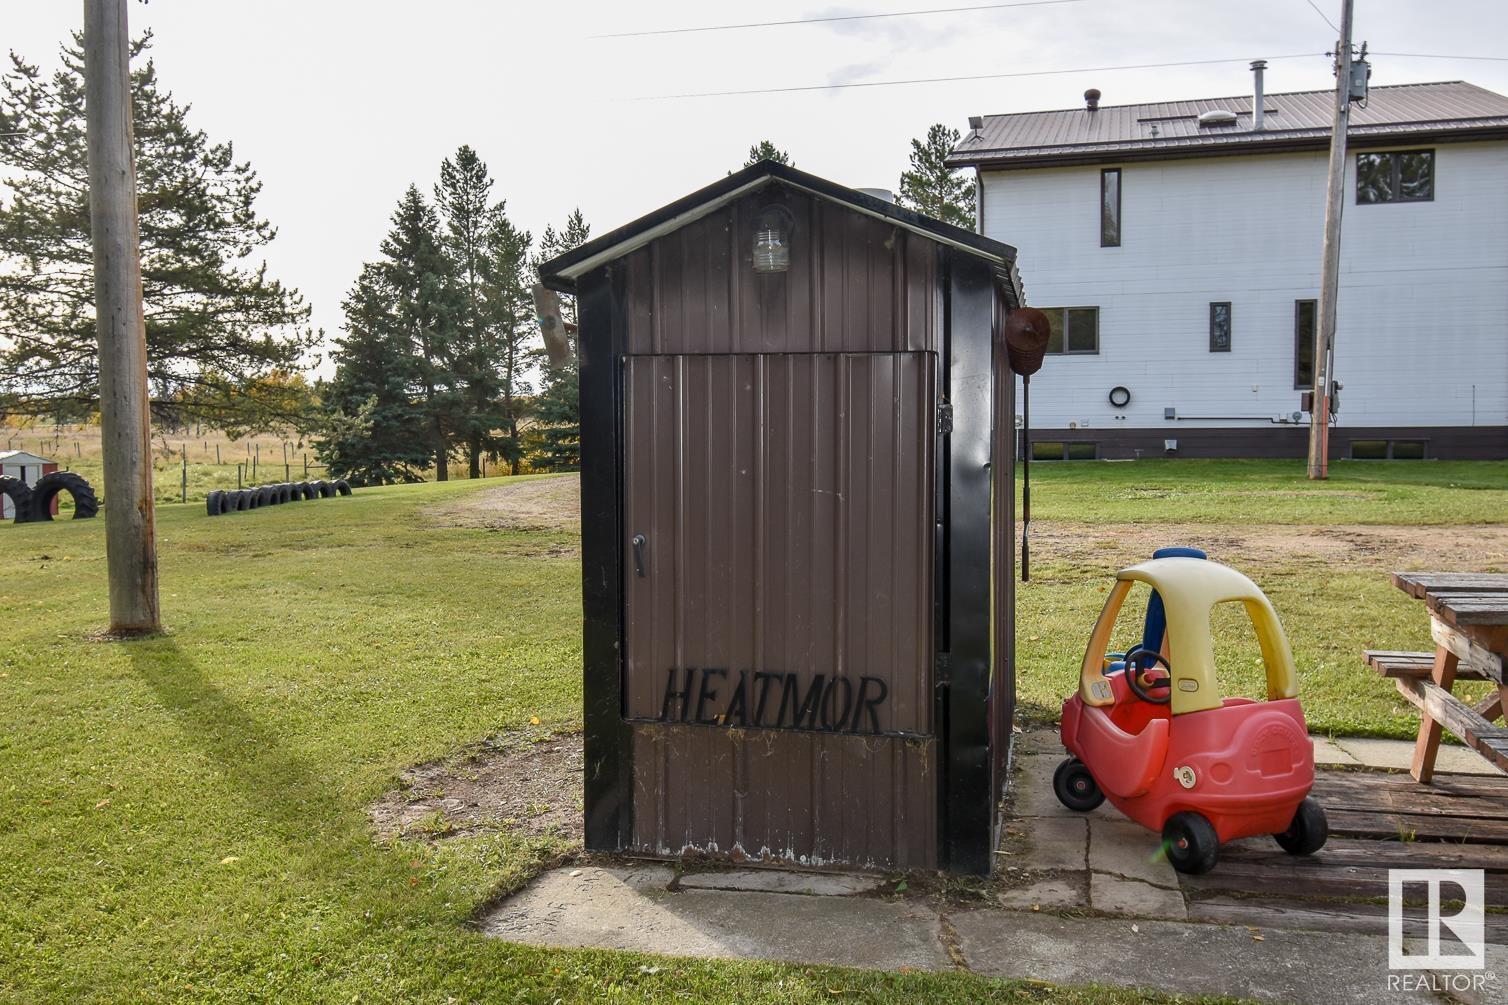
[631,534,647,577]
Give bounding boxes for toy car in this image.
[1055,548,1327,874]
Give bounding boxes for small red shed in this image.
[0,450,60,520]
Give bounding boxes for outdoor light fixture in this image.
[752,205,794,274]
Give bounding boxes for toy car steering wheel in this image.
[1121,645,1172,704]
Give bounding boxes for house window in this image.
[1351,439,1427,460]
[1356,150,1434,204]
[1043,307,1100,354]
[1294,299,1317,388]
[1209,301,1232,352]
[1100,169,1121,247]
[1030,441,1098,461]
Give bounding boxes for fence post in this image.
[237,463,242,489]
[181,454,187,503]
[303,453,308,477]
[216,443,221,464]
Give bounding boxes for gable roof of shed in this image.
[0,450,51,465]
[947,80,1508,170]
[539,160,1020,293]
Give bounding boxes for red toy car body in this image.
[1054,552,1327,873]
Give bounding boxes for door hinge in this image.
[937,400,953,436]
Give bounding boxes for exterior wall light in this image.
[752,205,794,273]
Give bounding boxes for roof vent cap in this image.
[1198,109,1239,127]
[1084,88,1101,111]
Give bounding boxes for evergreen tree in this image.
[743,140,793,168]
[378,186,462,480]
[898,124,976,229]
[527,209,590,472]
[0,33,318,429]
[435,146,507,478]
[481,213,535,475]
[315,266,429,484]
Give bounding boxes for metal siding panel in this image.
[622,352,938,869]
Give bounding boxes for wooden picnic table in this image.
[1382,572,1508,781]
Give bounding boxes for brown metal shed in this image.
[541,161,1026,873]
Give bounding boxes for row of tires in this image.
[208,479,351,516]
[0,472,99,523]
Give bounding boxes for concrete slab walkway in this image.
[480,730,1505,1004]
[482,863,1504,1004]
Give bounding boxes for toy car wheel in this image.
[1162,812,1220,874]
[1273,797,1328,856]
[1053,758,1105,812]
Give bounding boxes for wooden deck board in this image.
[1177,767,1508,941]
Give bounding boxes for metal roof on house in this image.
[947,80,1508,169]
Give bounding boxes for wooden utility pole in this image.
[1308,0,1355,480]
[84,0,160,634]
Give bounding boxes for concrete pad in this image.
[997,876,1087,912]
[1311,735,1358,766]
[1089,873,1186,920]
[1011,754,1111,819]
[677,869,881,896]
[1403,940,1506,1005]
[1087,816,1180,890]
[951,909,1440,1004]
[1333,736,1504,776]
[1013,816,1088,872]
[482,865,949,971]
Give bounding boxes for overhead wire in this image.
[635,52,1325,100]
[592,0,1086,39]
[1304,0,1341,35]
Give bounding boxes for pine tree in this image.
[898,124,976,229]
[378,186,462,480]
[316,266,430,485]
[481,212,535,475]
[527,209,590,472]
[743,140,793,168]
[435,146,507,478]
[0,32,317,429]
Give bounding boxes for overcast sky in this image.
[7,1,1507,371]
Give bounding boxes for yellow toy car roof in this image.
[1080,557,1298,715]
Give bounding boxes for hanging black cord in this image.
[1021,375,1031,582]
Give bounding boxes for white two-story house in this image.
[948,72,1508,460]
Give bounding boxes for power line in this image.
[1373,51,1508,62]
[1304,0,1340,35]
[593,0,1086,39]
[636,52,1324,100]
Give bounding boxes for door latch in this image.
[937,400,953,436]
[631,534,647,577]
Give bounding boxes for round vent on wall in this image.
[1108,385,1132,408]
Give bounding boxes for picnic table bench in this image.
[1363,573,1508,780]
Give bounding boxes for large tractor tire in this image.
[295,481,316,501]
[28,471,99,521]
[0,477,34,524]
[315,480,336,499]
[233,489,252,511]
[333,479,352,496]
[206,490,226,517]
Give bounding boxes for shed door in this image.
[623,352,935,737]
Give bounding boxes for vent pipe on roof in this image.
[1250,60,1267,131]
[1084,88,1101,112]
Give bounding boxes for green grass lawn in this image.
[1021,458,1508,524]
[1012,459,1508,732]
[2,477,1206,1004]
